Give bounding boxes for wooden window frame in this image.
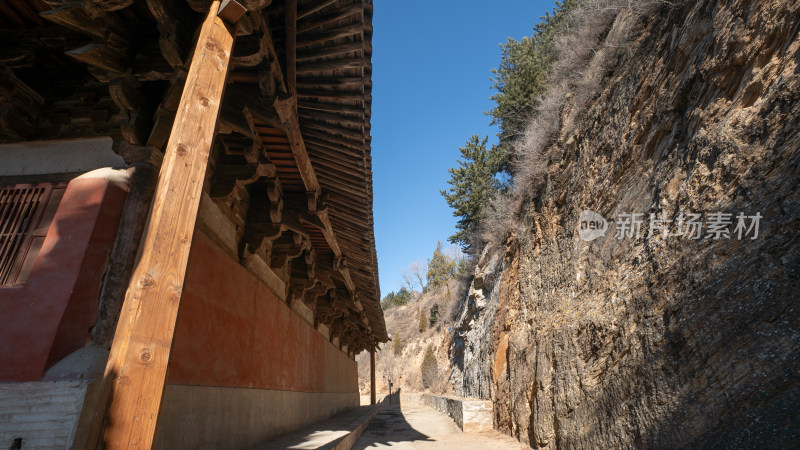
[0,182,67,287]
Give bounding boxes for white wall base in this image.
[155,384,359,450]
[0,381,89,450]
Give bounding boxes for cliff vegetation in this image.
[363,0,800,447]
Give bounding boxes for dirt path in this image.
[352,402,527,449]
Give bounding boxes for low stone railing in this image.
[403,393,493,432]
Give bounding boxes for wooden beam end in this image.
[218,0,247,24]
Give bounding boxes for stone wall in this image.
[418,394,493,433]
[0,381,89,449]
[422,394,464,430]
[454,0,800,447]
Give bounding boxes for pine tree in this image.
[420,345,438,389]
[489,0,578,166]
[440,137,503,251]
[442,2,578,250]
[380,287,412,310]
[426,241,458,289]
[456,255,469,276]
[429,303,439,327]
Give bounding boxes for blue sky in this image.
[371,0,557,296]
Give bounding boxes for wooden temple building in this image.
[0,0,386,448]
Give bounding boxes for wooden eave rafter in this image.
[266,15,364,306]
[0,0,385,347]
[202,0,385,346]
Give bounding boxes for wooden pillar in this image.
[89,2,241,448]
[93,159,159,348]
[370,348,376,405]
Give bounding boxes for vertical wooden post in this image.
[370,348,376,405]
[93,159,159,348]
[91,2,240,448]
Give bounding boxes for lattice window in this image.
[0,184,65,286]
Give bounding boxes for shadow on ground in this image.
[352,390,433,449]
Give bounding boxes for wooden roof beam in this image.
[298,110,365,130]
[297,0,337,20]
[239,84,363,316]
[242,0,273,11]
[272,94,359,295]
[298,101,367,116]
[297,86,364,99]
[296,26,364,48]
[92,0,135,11]
[297,4,362,34]
[146,0,195,69]
[273,94,319,191]
[295,58,363,74]
[296,41,364,62]
[296,75,365,86]
[304,137,363,157]
[0,67,44,141]
[40,4,120,40]
[301,126,363,148]
[66,42,127,73]
[301,121,365,141]
[309,150,367,174]
[285,0,296,98]
[256,6,378,339]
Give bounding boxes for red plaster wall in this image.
[0,178,127,381]
[168,232,358,393]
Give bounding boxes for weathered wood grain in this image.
[91,2,237,448]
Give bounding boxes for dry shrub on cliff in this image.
[420,345,438,389]
[479,192,520,247]
[417,307,427,332]
[482,0,670,247]
[447,269,474,323]
[513,1,623,191]
[392,335,404,355]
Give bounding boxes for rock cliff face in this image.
[452,0,800,447]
